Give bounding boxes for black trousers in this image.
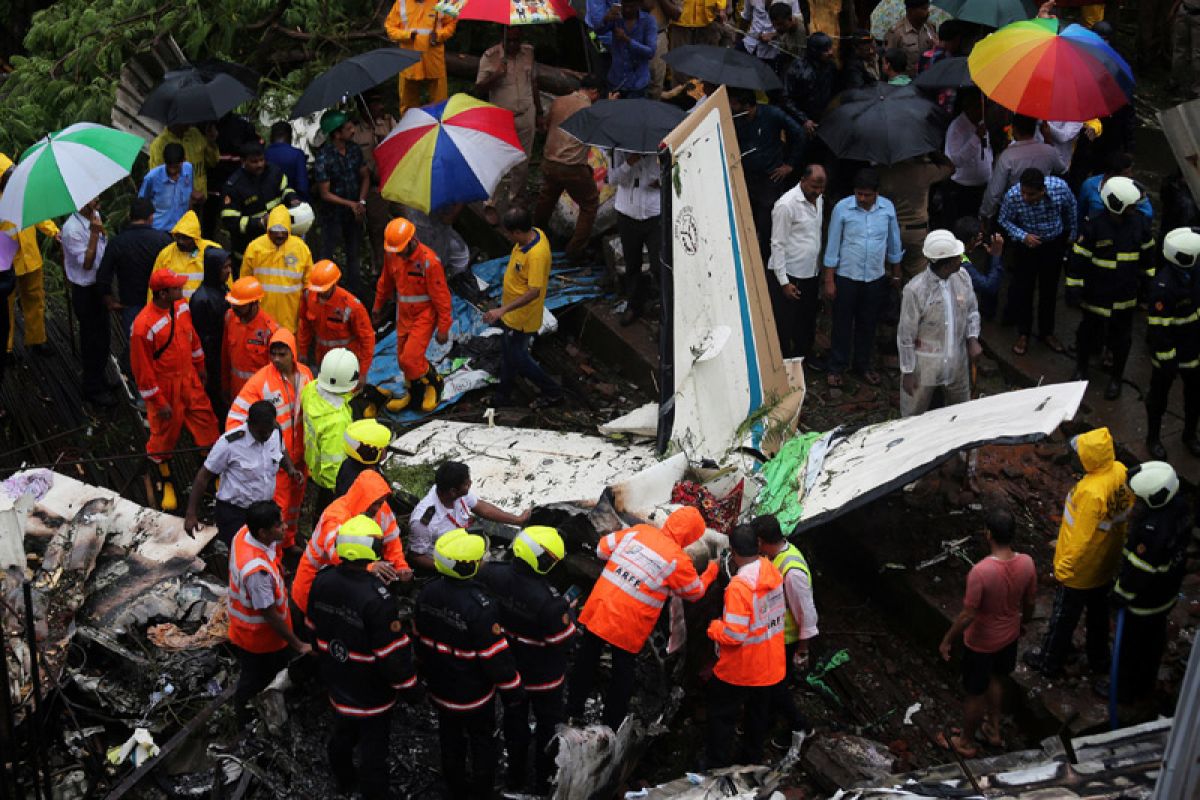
[616,212,662,315]
[214,499,249,547]
[706,676,774,768]
[1006,237,1066,337]
[1076,308,1133,381]
[1147,363,1200,441]
[566,629,637,730]
[769,641,809,733]
[947,182,985,225]
[1116,609,1169,702]
[1040,583,1110,672]
[232,645,288,727]
[329,709,393,799]
[437,703,498,800]
[773,275,820,359]
[70,283,110,394]
[829,275,888,373]
[502,684,565,791]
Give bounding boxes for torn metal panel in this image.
[1157,98,1200,207]
[598,402,659,438]
[795,382,1087,532]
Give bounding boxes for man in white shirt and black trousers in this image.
[610,151,662,326]
[768,164,826,358]
[60,197,116,407]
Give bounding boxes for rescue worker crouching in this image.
[478,526,577,793]
[222,276,279,404]
[415,529,523,800]
[301,347,359,514]
[1145,227,1200,459]
[308,514,418,800]
[371,217,453,414]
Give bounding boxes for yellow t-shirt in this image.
[501,228,551,334]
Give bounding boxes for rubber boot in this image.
[156,462,177,512]
[386,381,413,412]
[420,367,443,413]
[1146,414,1168,460]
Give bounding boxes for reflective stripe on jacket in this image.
[1053,428,1133,589]
[300,381,352,490]
[708,557,786,686]
[240,206,313,333]
[297,285,375,376]
[226,328,312,462]
[129,300,205,409]
[772,543,812,644]
[222,307,279,400]
[228,527,289,653]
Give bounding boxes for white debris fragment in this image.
[903,702,922,725]
[107,727,159,767]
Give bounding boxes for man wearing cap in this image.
[314,111,371,297]
[241,205,314,333]
[298,260,375,379]
[131,268,221,510]
[222,277,280,403]
[897,229,981,417]
[884,0,935,79]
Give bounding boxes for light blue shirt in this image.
[139,162,194,232]
[823,194,903,282]
[1077,173,1153,228]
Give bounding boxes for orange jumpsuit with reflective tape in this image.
[225,328,313,546]
[298,286,376,376]
[130,300,220,463]
[372,242,452,380]
[222,306,279,401]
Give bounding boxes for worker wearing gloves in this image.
[335,419,394,499]
[1025,427,1133,678]
[1,152,58,355]
[1145,228,1200,460]
[307,514,418,799]
[568,506,719,730]
[897,229,982,418]
[298,260,375,378]
[228,500,311,728]
[706,524,787,769]
[478,526,577,793]
[222,277,279,403]
[147,210,219,301]
[1067,176,1156,400]
[385,0,458,113]
[372,217,453,413]
[1103,461,1194,702]
[300,348,359,514]
[130,269,220,511]
[292,470,412,617]
[241,205,313,333]
[416,529,522,799]
[226,328,313,548]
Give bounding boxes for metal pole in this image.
[21,582,50,800]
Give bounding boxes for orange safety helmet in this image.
[384,217,416,254]
[308,260,342,292]
[226,276,265,306]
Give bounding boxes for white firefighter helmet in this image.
[289,202,315,236]
[317,347,359,394]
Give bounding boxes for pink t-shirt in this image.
[963,553,1037,653]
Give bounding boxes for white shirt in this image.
[741,0,801,60]
[242,531,281,609]
[768,185,823,283]
[609,152,660,220]
[203,425,284,507]
[1039,121,1085,170]
[60,211,106,287]
[782,564,819,639]
[944,113,993,188]
[409,485,479,555]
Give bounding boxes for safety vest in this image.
[708,557,786,687]
[226,331,312,461]
[227,527,290,653]
[772,543,812,645]
[300,381,352,490]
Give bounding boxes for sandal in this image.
[1040,335,1065,354]
[1012,335,1028,356]
[935,730,980,759]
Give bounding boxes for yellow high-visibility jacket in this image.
[1054,427,1134,590]
[240,205,313,333]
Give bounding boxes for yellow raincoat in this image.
[148,127,219,196]
[1053,427,1133,590]
[2,152,59,349]
[147,211,218,301]
[240,205,312,333]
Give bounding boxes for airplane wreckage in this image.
[4,89,1189,799]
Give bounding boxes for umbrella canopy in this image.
[968,18,1134,121]
[913,55,974,89]
[376,94,526,212]
[934,0,1035,28]
[439,0,576,24]
[140,67,256,125]
[560,99,685,153]
[291,48,422,118]
[817,84,946,165]
[662,45,782,91]
[0,123,143,230]
[869,0,951,40]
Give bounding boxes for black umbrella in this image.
[817,84,946,165]
[192,59,262,89]
[290,48,423,119]
[140,67,257,125]
[934,0,1036,29]
[560,99,685,153]
[662,45,782,92]
[913,56,974,90]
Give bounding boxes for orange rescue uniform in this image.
[707,556,786,686]
[372,242,452,381]
[222,306,279,401]
[228,525,290,653]
[226,328,313,546]
[130,300,220,462]
[298,286,376,376]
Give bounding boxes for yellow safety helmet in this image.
[336,514,384,562]
[512,526,565,574]
[343,419,393,464]
[434,528,486,580]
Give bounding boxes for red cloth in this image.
[670,479,744,534]
[963,554,1037,653]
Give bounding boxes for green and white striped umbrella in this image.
[0,123,143,230]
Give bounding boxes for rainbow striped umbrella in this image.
[968,18,1134,121]
[376,94,525,213]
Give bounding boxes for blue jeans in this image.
[317,207,362,296]
[829,274,888,374]
[496,325,562,402]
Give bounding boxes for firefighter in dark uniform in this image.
[415,528,523,799]
[221,140,299,268]
[1101,461,1194,702]
[1146,227,1200,459]
[1067,176,1156,400]
[477,526,577,793]
[307,514,418,799]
